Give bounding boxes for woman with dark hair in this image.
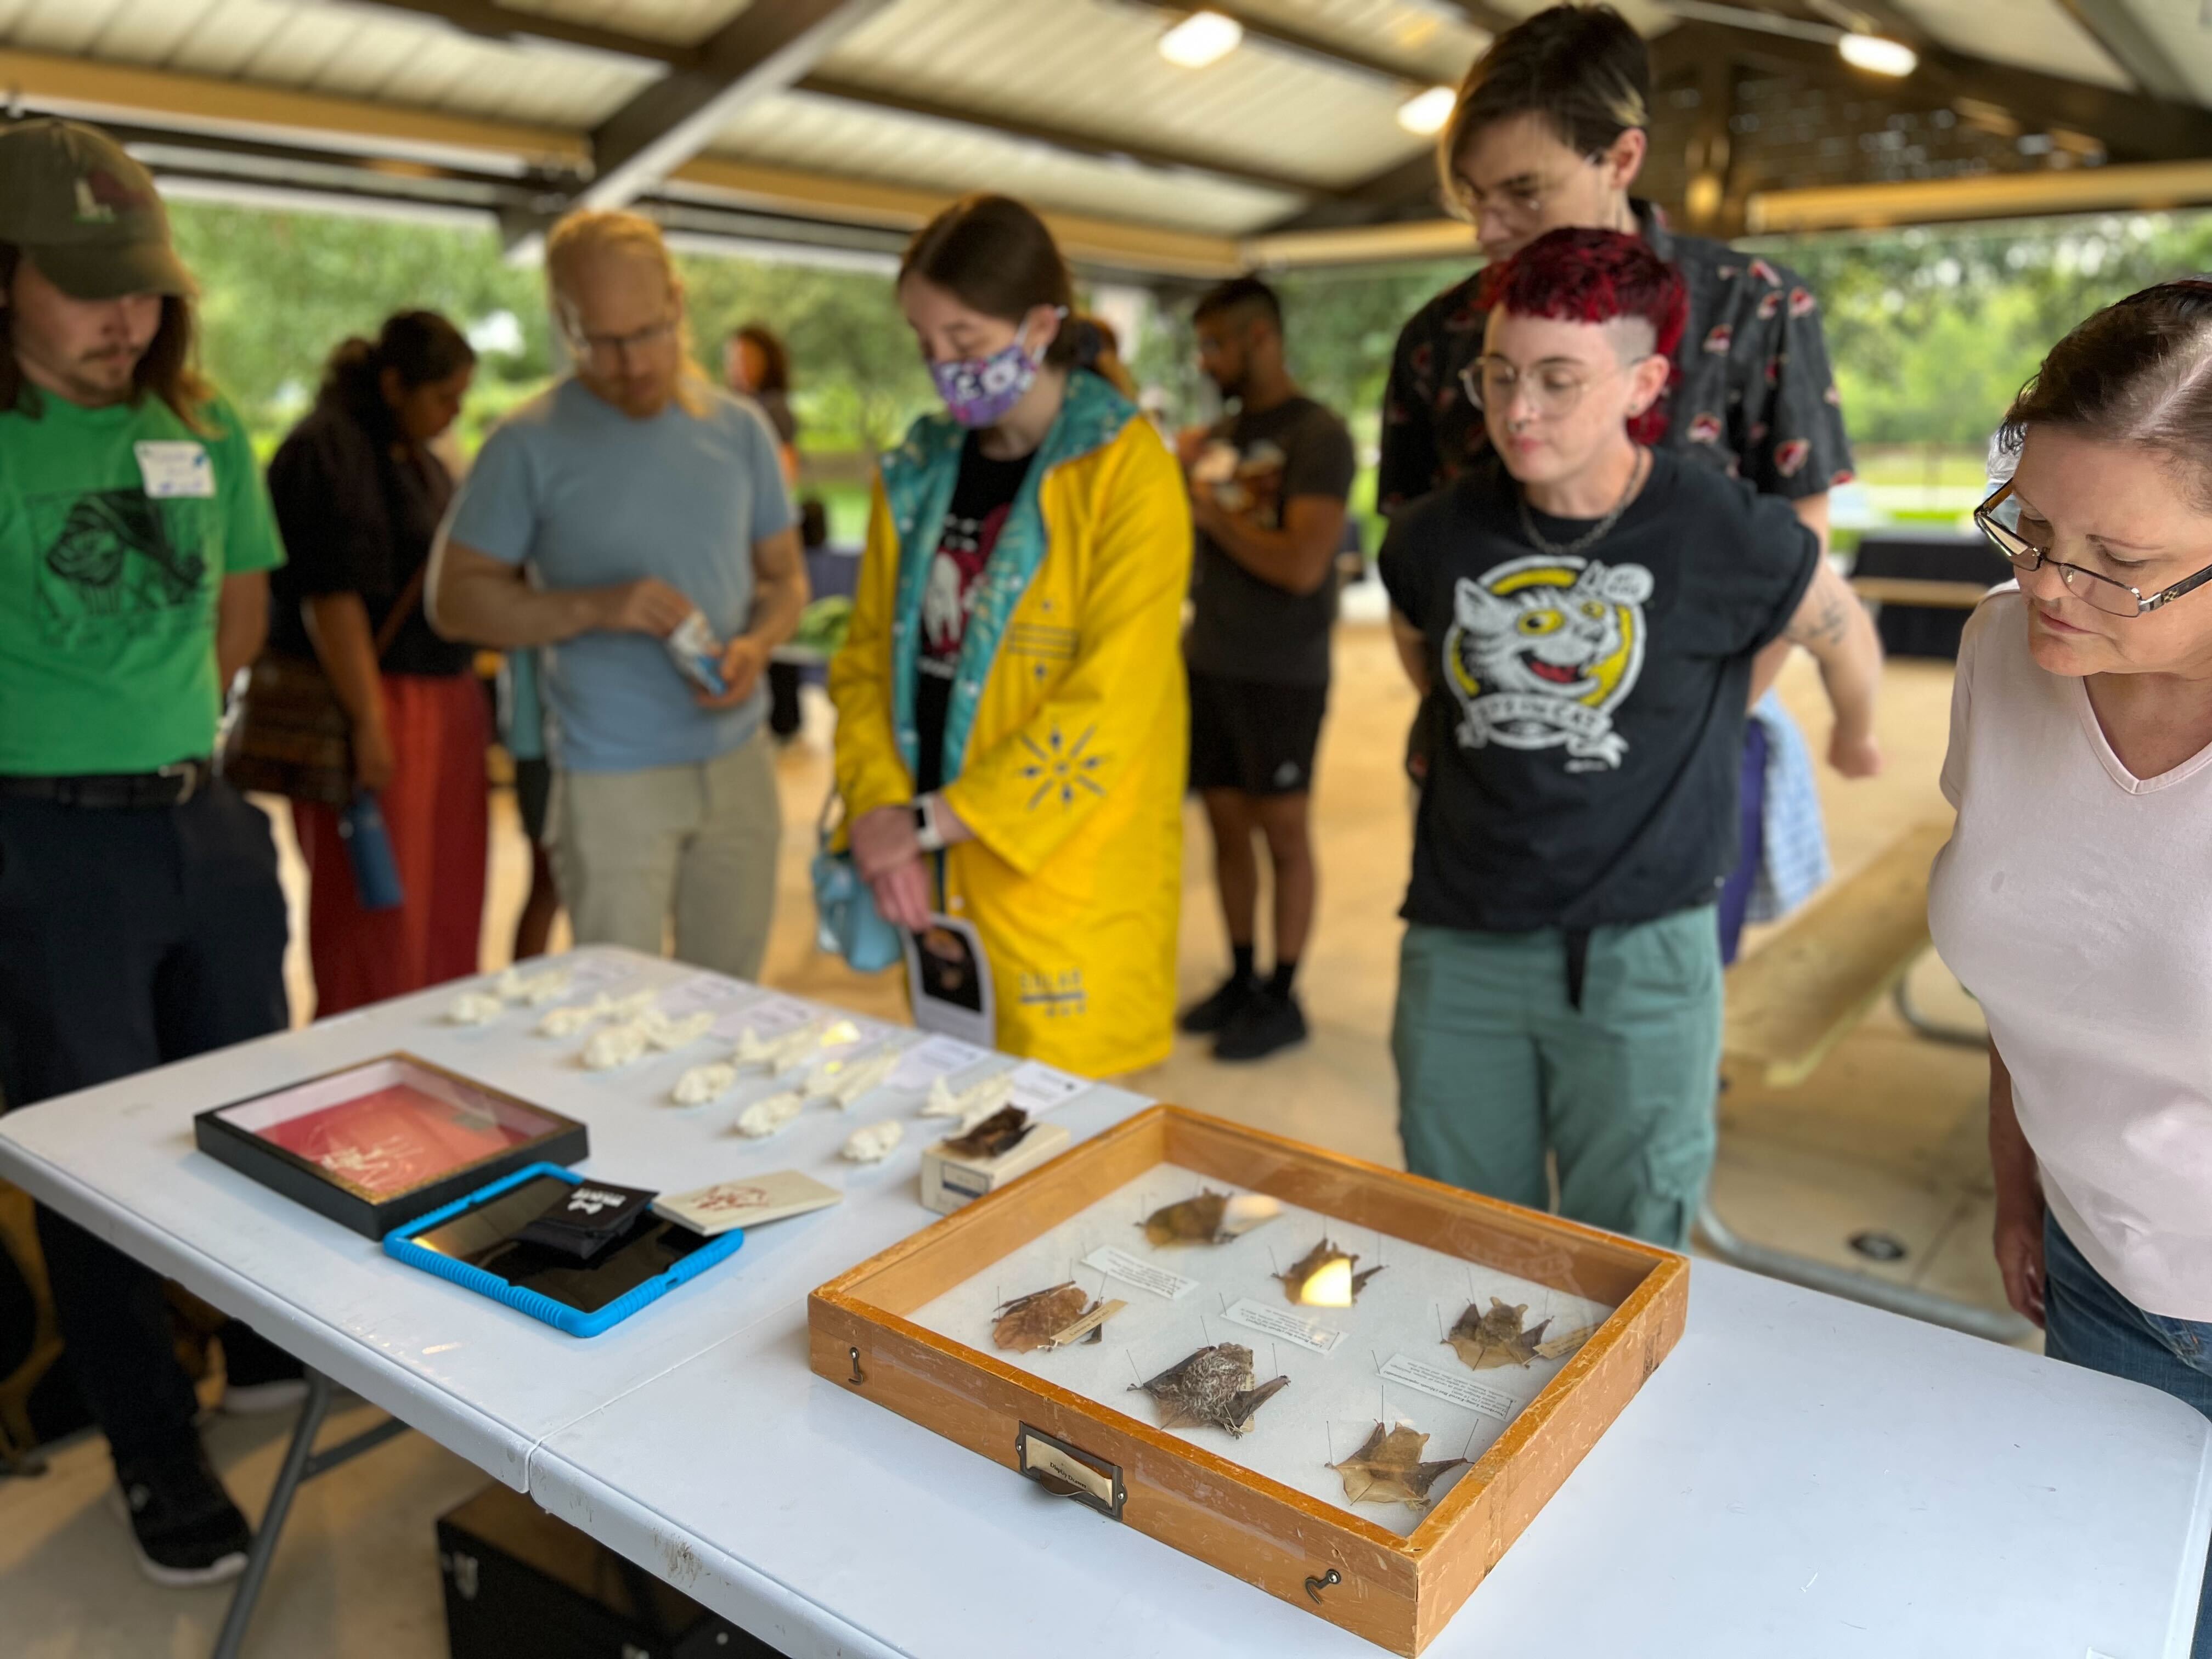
[725,321,798,484]
[828,194,1189,1074]
[1934,284,2212,1655]
[267,310,483,1014]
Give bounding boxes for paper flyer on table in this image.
[1006,1060,1087,1113]
[713,993,816,1042]
[887,1035,992,1091]
[657,973,767,1021]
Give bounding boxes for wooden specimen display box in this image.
[808,1106,1687,1655]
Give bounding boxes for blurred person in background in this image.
[1175,276,1355,1063]
[1380,2,1875,962]
[0,118,292,1586]
[830,195,1189,1075]
[432,210,805,978]
[267,311,484,1012]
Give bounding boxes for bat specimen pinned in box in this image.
[1140,1189,1282,1248]
[989,1282,1126,1353]
[1444,1299,1598,1370]
[1131,1344,1289,1437]
[943,1106,1032,1161]
[1277,1238,1383,1308]
[1327,1421,1471,1509]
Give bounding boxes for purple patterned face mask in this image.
[928,319,1053,427]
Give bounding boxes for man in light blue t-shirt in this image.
[432,210,806,977]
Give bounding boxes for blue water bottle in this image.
[339,790,405,912]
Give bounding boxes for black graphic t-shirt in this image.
[914,434,1034,794]
[1186,394,1357,687]
[1378,450,1818,934]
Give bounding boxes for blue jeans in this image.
[2044,1215,2212,1658]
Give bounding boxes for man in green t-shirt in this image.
[0,120,291,1588]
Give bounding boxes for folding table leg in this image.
[208,1369,409,1659]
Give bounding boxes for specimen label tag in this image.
[1222,1297,1341,1355]
[657,973,761,1019]
[713,994,813,1041]
[1082,1246,1197,1301]
[887,1034,991,1091]
[1006,1060,1087,1114]
[1379,1353,1515,1420]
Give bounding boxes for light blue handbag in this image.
[810,791,904,973]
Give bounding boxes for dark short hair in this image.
[1193,275,1283,336]
[731,322,791,393]
[1441,4,1650,204]
[1999,278,2212,510]
[900,194,1079,370]
[1479,227,1685,443]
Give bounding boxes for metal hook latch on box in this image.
[1305,1568,1342,1604]
[847,1346,864,1386]
[1015,1423,1126,1521]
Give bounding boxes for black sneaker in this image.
[1214,990,1308,1062]
[1179,972,1260,1035]
[113,1443,252,1587]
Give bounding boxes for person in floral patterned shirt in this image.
[1379,3,1875,963]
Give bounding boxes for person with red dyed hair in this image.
[1378,228,1881,1246]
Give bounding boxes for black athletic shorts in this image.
[1188,668,1328,796]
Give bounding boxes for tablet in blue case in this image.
[383,1162,745,1338]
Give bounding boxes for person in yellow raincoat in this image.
[829,195,1190,1076]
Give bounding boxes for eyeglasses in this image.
[569,314,678,364]
[1445,153,1605,226]
[1460,355,1625,421]
[1974,481,2212,619]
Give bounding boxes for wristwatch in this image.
[911,795,947,854]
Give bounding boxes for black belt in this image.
[0,758,212,809]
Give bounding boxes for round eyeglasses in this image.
[1459,356,1610,421]
[1975,482,2212,619]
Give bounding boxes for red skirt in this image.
[295,673,490,1018]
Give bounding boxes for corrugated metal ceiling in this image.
[2118,0,2212,103]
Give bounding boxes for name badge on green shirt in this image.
[134,439,216,499]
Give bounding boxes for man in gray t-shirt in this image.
[1177,277,1356,1063]
[431,210,806,979]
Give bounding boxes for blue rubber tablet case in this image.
[383,1163,745,1338]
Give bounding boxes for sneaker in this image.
[112,1443,251,1587]
[1178,972,1260,1036]
[218,1325,308,1416]
[1214,990,1308,1063]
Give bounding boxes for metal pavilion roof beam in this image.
[580,0,894,211]
[2047,0,2198,104]
[314,0,687,64]
[1111,0,1441,87]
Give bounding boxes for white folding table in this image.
[4,946,2208,1658]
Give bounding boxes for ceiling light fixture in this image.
[1837,32,1917,76]
[1397,86,1458,136]
[1159,9,1244,69]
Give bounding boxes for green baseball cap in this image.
[0,117,190,300]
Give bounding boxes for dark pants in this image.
[1716,720,1769,967]
[2044,1216,2212,1657]
[0,782,290,1466]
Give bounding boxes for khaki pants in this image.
[549,730,781,979]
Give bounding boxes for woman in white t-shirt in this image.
[1932,282,2212,1566]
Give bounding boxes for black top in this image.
[1186,394,1358,688]
[266,398,470,677]
[754,389,798,449]
[1378,450,1818,934]
[914,434,1033,794]
[1377,201,1855,515]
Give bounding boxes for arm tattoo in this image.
[1788,589,1850,649]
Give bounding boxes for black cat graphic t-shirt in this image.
[1378,450,1818,934]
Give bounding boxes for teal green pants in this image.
[1392,909,1722,1248]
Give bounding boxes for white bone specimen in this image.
[922,1070,1014,1132]
[582,1020,650,1070]
[495,966,571,1005]
[735,1090,805,1138]
[840,1120,903,1164]
[446,991,505,1025]
[640,1009,714,1051]
[538,995,615,1037]
[671,1062,737,1105]
[806,1046,899,1107]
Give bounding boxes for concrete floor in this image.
[1,618,2000,1657]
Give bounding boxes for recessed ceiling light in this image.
[1397,86,1458,136]
[1837,33,1917,77]
[1160,9,1243,69]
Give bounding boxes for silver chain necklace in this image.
[1515,448,1649,559]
